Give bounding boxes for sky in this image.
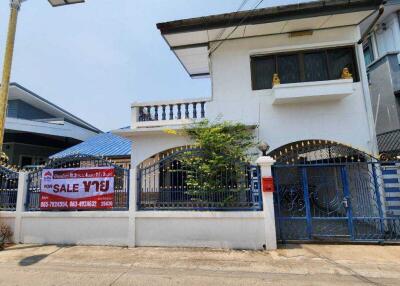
[0,0,302,131]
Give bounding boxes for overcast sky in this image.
[0,0,301,131]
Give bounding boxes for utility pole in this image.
[0,0,21,163]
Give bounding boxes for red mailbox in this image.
[262,177,274,193]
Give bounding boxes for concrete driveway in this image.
[0,244,399,285]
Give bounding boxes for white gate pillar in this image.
[256,156,277,250]
[14,171,28,243]
[127,167,137,247]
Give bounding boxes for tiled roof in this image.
[51,131,132,158]
[377,129,400,155]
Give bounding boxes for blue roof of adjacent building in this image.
[51,130,132,158]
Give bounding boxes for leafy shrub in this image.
[0,222,13,250]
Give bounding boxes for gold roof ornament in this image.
[0,152,8,166]
[341,67,353,79]
[272,73,280,87]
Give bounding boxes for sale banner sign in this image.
[40,167,115,210]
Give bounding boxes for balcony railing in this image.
[132,98,209,128]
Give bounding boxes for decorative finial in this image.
[258,141,270,156]
[341,67,352,79]
[272,73,280,87]
[0,152,9,165]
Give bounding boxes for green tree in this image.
[178,120,256,204]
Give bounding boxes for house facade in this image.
[2,0,399,250]
[113,0,398,247]
[120,0,381,167]
[4,83,101,167]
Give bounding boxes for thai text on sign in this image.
[40,167,115,210]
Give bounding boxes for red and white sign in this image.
[40,167,115,210]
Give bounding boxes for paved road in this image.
[0,244,399,285]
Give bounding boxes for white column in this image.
[127,167,137,247]
[131,106,139,129]
[14,171,28,243]
[256,156,277,250]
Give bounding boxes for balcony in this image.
[272,79,354,105]
[132,98,210,129]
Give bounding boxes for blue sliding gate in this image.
[273,162,400,242]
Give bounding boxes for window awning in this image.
[157,0,383,78]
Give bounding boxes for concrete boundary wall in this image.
[0,212,16,237]
[1,210,266,249]
[0,161,277,250]
[135,211,265,249]
[19,212,129,246]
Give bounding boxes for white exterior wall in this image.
[0,210,266,249]
[18,212,129,246]
[0,212,16,240]
[131,131,192,167]
[135,212,265,249]
[207,26,376,154]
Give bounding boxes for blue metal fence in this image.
[0,165,18,211]
[26,154,129,211]
[273,161,400,242]
[137,149,262,211]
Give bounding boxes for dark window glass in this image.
[250,46,358,90]
[363,38,374,66]
[327,48,356,80]
[277,54,300,84]
[251,56,275,90]
[304,52,328,82]
[396,94,400,119]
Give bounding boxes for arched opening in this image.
[270,140,386,242]
[269,139,376,165]
[137,146,261,211]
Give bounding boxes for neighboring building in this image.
[362,0,400,134]
[115,0,392,246]
[51,129,132,169]
[4,83,101,167]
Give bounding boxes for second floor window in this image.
[250,46,359,90]
[363,38,375,66]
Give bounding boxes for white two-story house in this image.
[120,0,381,168]
[116,0,397,246]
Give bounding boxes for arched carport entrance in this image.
[269,140,398,242]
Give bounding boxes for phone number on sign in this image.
[40,200,113,208]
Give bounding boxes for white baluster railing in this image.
[132,98,210,128]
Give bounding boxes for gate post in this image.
[256,156,277,250]
[127,166,137,248]
[14,171,28,243]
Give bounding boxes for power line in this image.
[213,0,252,42]
[210,0,265,55]
[237,0,252,11]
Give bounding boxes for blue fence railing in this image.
[0,166,19,211]
[137,149,262,211]
[273,161,400,242]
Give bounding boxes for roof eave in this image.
[157,0,384,35]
